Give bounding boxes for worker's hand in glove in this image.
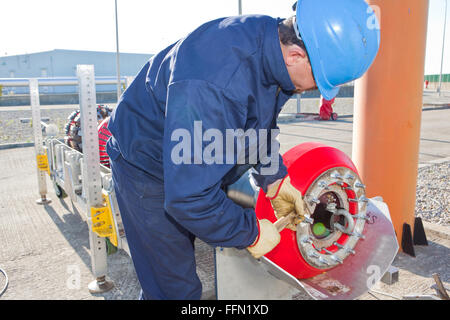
[265,176,306,231]
[247,219,281,259]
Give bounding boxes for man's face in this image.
[281,43,317,94]
[289,57,317,94]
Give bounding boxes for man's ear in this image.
[285,45,307,66]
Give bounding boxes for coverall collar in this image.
[261,18,296,93]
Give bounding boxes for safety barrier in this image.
[31,66,128,293]
[0,76,135,106]
[0,76,133,88]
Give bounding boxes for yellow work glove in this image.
[265,176,306,231]
[247,219,281,259]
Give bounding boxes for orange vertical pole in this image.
[352,0,429,249]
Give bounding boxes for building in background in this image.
[0,49,153,94]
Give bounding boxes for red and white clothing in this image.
[98,117,112,168]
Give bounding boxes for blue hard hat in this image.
[295,0,380,100]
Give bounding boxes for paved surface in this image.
[280,89,450,115]
[279,108,450,165]
[0,146,138,299]
[0,109,449,300]
[423,90,450,106]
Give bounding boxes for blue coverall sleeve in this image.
[251,123,288,193]
[162,80,259,249]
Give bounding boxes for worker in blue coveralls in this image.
[107,0,380,300]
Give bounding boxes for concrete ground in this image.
[0,108,449,300]
[280,89,450,116]
[279,108,450,165]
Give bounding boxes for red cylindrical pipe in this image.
[256,142,360,279]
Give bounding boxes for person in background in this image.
[319,96,337,121]
[98,117,112,168]
[64,104,113,152]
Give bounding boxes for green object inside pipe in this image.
[312,222,328,237]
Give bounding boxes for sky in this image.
[1,0,449,75]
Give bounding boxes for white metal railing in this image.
[30,66,128,293]
[0,76,133,87]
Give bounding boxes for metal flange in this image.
[297,167,368,269]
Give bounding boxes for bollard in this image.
[352,0,429,252]
[77,65,114,293]
[30,79,51,205]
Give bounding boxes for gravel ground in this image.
[0,98,349,145]
[0,108,72,144]
[415,161,450,226]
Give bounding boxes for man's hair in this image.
[278,16,309,59]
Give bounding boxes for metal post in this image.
[115,0,121,102]
[438,0,448,96]
[238,0,242,15]
[30,79,51,205]
[353,0,429,249]
[125,76,134,89]
[296,93,301,114]
[77,65,114,293]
